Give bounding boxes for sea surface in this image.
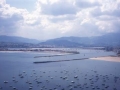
[0,48,120,90]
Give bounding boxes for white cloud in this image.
[75,0,100,8]
[0,0,120,40]
[0,0,6,7]
[36,0,77,16]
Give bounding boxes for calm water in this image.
[0,49,120,90]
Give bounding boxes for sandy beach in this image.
[90,56,120,62]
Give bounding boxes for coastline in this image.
[0,51,73,56]
[1,49,120,63]
[0,48,79,54]
[90,56,120,62]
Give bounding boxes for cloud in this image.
[0,0,120,40]
[91,0,120,17]
[0,0,24,35]
[36,0,77,16]
[49,15,76,23]
[0,14,23,34]
[0,0,6,7]
[75,0,100,8]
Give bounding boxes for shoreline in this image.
[0,51,75,56]
[1,49,120,63]
[0,49,79,54]
[0,50,68,54]
[90,56,120,62]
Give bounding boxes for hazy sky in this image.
[0,0,120,40]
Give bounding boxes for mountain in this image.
[39,33,120,47]
[88,33,120,46]
[40,39,82,47]
[0,32,120,47]
[0,35,40,43]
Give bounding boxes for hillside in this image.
[39,33,120,47]
[0,35,40,43]
[40,39,82,47]
[0,32,120,47]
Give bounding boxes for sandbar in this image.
[90,56,120,62]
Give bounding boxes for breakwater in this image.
[33,58,88,64]
[34,54,65,58]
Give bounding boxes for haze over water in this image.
[0,49,120,90]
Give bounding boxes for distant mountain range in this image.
[0,35,40,43]
[39,39,81,47]
[39,33,120,47]
[0,32,120,47]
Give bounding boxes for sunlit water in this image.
[0,49,120,90]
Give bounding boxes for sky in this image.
[0,0,120,40]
